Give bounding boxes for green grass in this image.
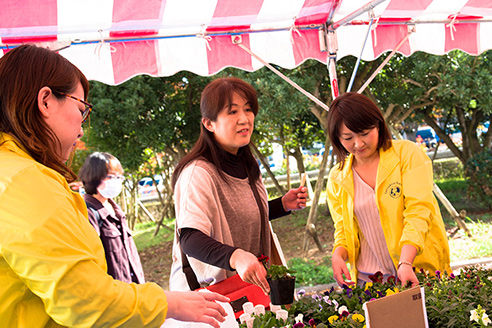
[449,219,492,262]
[133,220,174,251]
[435,177,488,225]
[288,256,335,287]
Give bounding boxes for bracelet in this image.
[397,261,413,270]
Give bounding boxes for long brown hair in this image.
[172,77,260,189]
[328,92,392,169]
[0,44,89,182]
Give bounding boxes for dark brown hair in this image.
[0,44,89,182]
[172,77,259,189]
[79,152,122,195]
[328,92,392,169]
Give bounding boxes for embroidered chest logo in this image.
[385,182,402,199]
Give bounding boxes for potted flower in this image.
[267,264,297,305]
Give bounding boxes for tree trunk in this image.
[250,143,286,195]
[280,127,291,190]
[292,147,306,178]
[423,112,466,164]
[302,133,332,256]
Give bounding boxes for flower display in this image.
[240,266,492,328]
[470,305,491,327]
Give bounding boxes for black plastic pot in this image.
[268,276,296,305]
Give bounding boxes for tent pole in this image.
[326,29,339,100]
[347,17,374,92]
[330,0,388,30]
[357,25,415,94]
[232,36,330,112]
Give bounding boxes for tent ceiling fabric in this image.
[1,0,491,85]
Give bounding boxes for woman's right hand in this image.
[332,248,355,287]
[164,290,229,328]
[229,249,270,295]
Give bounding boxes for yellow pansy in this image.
[352,313,365,323]
[328,315,339,324]
[385,287,400,296]
[364,282,373,291]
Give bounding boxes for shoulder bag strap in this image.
[86,203,103,228]
[180,247,201,291]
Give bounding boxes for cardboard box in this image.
[363,286,428,328]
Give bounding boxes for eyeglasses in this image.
[55,91,93,123]
[106,174,124,181]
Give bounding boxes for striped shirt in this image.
[353,169,396,283]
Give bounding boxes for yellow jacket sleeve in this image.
[326,169,349,253]
[397,142,436,254]
[0,152,168,327]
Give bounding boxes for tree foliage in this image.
[78,50,492,222]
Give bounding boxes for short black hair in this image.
[79,152,121,195]
[328,92,392,169]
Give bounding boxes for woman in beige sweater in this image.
[170,77,308,294]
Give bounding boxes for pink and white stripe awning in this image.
[1,0,491,85]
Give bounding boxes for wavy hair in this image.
[0,44,89,182]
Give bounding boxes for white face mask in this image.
[98,178,123,199]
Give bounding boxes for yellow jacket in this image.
[0,133,168,327]
[327,140,450,282]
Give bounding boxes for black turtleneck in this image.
[180,147,290,271]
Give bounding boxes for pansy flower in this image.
[328,315,338,324]
[387,275,396,285]
[352,313,365,323]
[338,305,349,315]
[257,254,269,270]
[368,271,383,283]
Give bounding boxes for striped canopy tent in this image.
[1,0,491,89]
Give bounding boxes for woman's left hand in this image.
[282,186,308,211]
[398,265,419,288]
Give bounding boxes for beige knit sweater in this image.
[169,159,270,291]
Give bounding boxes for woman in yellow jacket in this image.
[0,45,228,328]
[326,92,450,288]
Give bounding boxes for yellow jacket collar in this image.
[376,142,400,190]
[330,142,401,192]
[0,132,34,161]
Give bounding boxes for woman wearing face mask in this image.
[79,152,145,284]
